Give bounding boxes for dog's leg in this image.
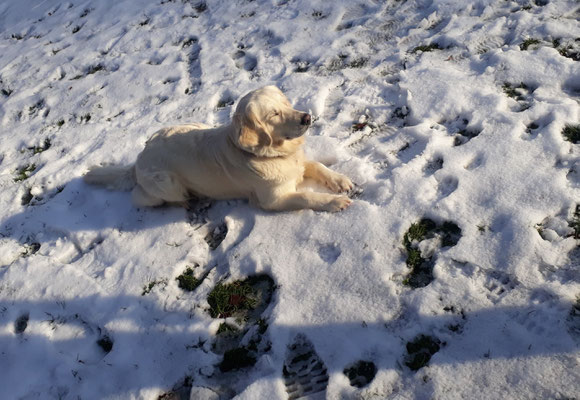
[132,185,165,207]
[304,161,353,193]
[259,192,351,212]
[134,170,188,205]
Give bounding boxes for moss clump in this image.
[343,360,377,388]
[562,124,580,144]
[176,267,204,292]
[219,347,257,372]
[404,334,441,371]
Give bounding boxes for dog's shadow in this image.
[1,177,256,262]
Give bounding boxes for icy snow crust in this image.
[0,0,579,399]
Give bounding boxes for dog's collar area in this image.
[228,135,290,160]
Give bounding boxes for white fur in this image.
[84,86,353,212]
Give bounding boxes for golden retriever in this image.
[84,86,353,212]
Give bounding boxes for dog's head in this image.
[232,86,311,157]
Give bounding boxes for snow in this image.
[0,0,579,399]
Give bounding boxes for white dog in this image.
[84,86,353,212]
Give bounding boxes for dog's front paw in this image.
[325,173,353,193]
[325,195,352,212]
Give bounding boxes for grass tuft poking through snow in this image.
[404,334,442,371]
[176,266,206,292]
[562,124,580,144]
[343,360,377,388]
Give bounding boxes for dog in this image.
[84,86,353,212]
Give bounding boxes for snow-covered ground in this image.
[1,0,579,399]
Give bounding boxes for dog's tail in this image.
[83,164,136,191]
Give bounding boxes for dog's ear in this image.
[234,105,272,152]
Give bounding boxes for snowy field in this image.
[1,0,579,399]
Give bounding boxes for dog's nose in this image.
[301,113,312,126]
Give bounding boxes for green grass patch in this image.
[217,322,239,335]
[412,43,441,53]
[207,275,274,319]
[402,219,461,288]
[256,318,268,335]
[207,279,258,318]
[204,223,228,250]
[343,360,377,388]
[404,334,441,371]
[440,221,462,247]
[502,82,530,101]
[14,164,36,182]
[21,188,33,206]
[28,99,45,116]
[142,278,168,295]
[403,218,437,248]
[21,242,40,257]
[570,205,580,239]
[217,98,234,109]
[219,347,257,372]
[352,122,368,132]
[28,138,51,154]
[86,64,104,75]
[176,266,205,292]
[96,335,113,353]
[14,314,29,334]
[182,37,198,48]
[520,38,541,51]
[562,124,580,144]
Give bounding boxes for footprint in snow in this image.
[464,152,485,170]
[512,289,570,337]
[317,243,341,264]
[436,176,458,199]
[423,156,444,176]
[283,334,329,400]
[343,360,377,388]
[14,313,29,334]
[183,37,202,94]
[204,222,228,250]
[232,50,257,72]
[483,269,518,303]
